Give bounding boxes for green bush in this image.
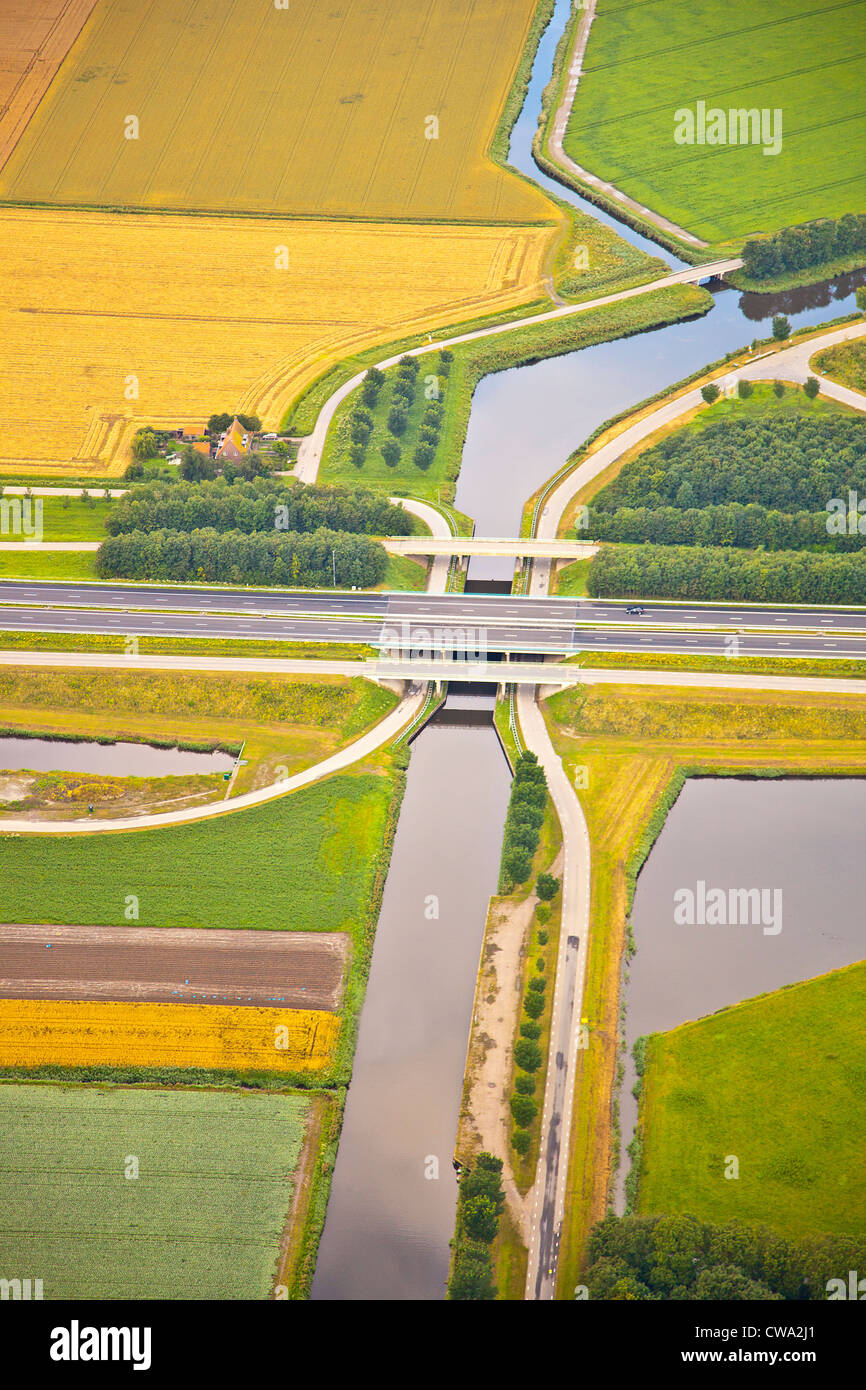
[700,382,720,404]
[512,1128,531,1156]
[537,928,548,945]
[536,873,559,901]
[510,1094,538,1127]
[528,976,546,994]
[804,376,820,399]
[519,1021,541,1040]
[514,1073,536,1095]
[514,1039,542,1072]
[523,992,545,1020]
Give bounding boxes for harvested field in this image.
[0,923,349,1011]
[0,997,339,1072]
[0,207,550,473]
[0,1,98,174]
[0,0,555,223]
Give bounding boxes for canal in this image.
[311,692,511,1299]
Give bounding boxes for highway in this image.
[3,581,866,630]
[4,586,866,660]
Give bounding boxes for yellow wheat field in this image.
[0,206,551,474]
[0,0,554,225]
[0,998,339,1072]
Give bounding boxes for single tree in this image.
[536,872,560,901]
[803,376,820,398]
[771,314,791,341]
[700,382,720,405]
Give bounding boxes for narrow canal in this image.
[314,0,866,1296]
[311,692,511,1299]
[616,778,866,1209]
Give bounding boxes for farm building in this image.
[216,418,253,461]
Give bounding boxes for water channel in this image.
[314,0,865,1296]
[311,693,510,1299]
[616,778,866,1209]
[0,736,234,778]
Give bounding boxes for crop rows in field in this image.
[0,0,555,224]
[564,0,866,243]
[0,208,549,474]
[0,1083,309,1298]
[0,0,98,173]
[0,999,339,1072]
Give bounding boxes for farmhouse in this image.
[216,417,253,462]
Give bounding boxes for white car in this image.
[262,432,278,441]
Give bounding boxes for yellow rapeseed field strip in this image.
[0,999,339,1072]
[0,206,550,474]
[0,0,554,224]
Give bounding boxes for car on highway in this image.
[625,605,646,616]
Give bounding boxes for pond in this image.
[616,777,866,1208]
[0,737,236,778]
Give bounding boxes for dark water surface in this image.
[0,737,234,777]
[616,778,866,1207]
[311,695,510,1299]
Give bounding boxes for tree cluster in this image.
[586,412,866,553]
[107,479,412,538]
[741,213,866,282]
[582,1213,866,1301]
[447,1154,505,1300]
[589,502,866,552]
[96,526,388,589]
[499,751,548,889]
[588,542,866,604]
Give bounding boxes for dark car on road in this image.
[625,605,645,616]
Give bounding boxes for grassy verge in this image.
[552,557,591,596]
[0,551,98,580]
[812,338,866,394]
[0,630,376,661]
[539,681,866,1296]
[321,285,711,503]
[568,650,866,681]
[637,961,866,1239]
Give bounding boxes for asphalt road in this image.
[3,596,866,659]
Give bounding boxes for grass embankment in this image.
[0,667,396,800]
[636,961,866,1240]
[812,339,866,394]
[0,545,427,591]
[2,495,114,541]
[540,681,866,1297]
[0,1083,317,1299]
[567,650,866,682]
[0,630,376,661]
[318,285,710,503]
[559,0,864,246]
[0,551,98,580]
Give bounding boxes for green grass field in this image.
[0,765,394,934]
[813,339,866,394]
[0,1083,308,1299]
[2,496,114,541]
[637,962,866,1239]
[564,0,866,244]
[0,551,97,580]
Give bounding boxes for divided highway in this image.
[3,584,866,659]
